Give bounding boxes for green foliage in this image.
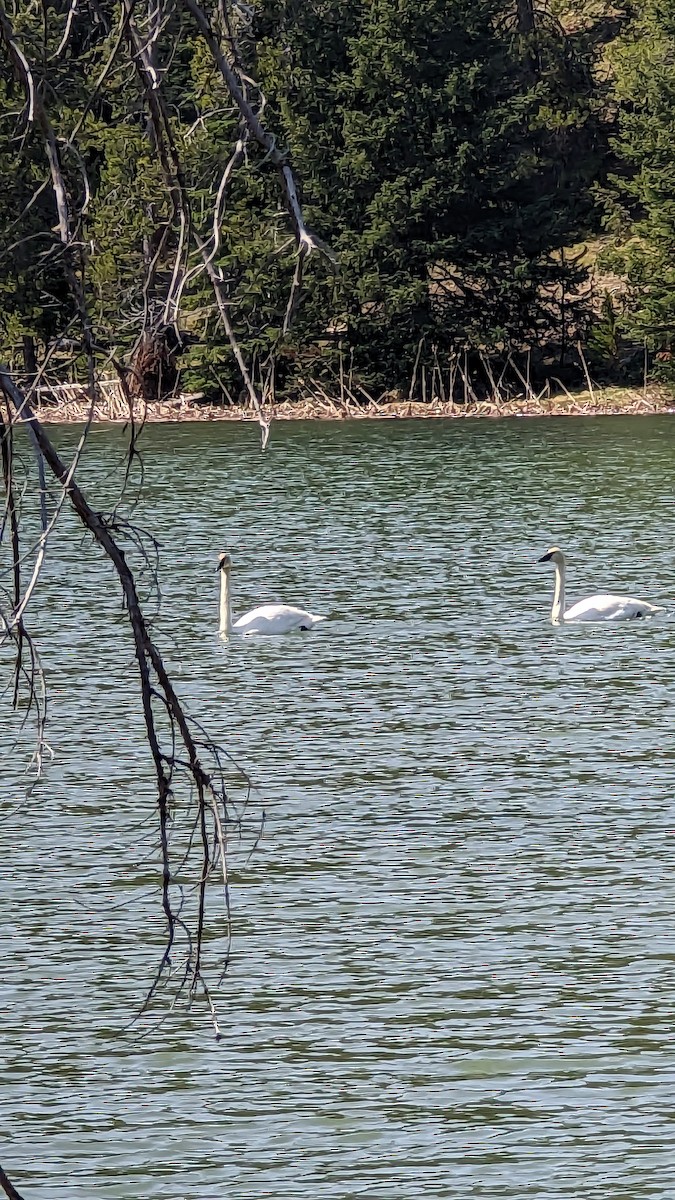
[586,291,622,365]
[252,0,605,391]
[0,74,67,361]
[0,0,610,397]
[601,0,675,367]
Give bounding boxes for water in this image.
[2,415,675,1198]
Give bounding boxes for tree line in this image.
[0,0,672,405]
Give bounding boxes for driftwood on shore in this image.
[28,378,673,423]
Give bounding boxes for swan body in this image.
[218,552,326,636]
[538,547,664,625]
[231,604,326,636]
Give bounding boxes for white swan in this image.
[218,552,326,636]
[538,546,664,625]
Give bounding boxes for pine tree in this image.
[601,0,675,369]
[252,0,604,394]
[0,0,606,400]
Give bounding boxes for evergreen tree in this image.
[0,3,86,372]
[0,0,606,399]
[601,0,675,368]
[253,0,604,392]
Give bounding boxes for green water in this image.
[3,415,675,1198]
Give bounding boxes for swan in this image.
[538,546,664,625]
[218,552,326,636]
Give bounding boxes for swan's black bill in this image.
[538,552,553,562]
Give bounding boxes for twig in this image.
[577,339,595,402]
[644,338,648,398]
[408,337,424,402]
[195,237,271,449]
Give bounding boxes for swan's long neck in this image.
[551,559,566,625]
[219,567,233,636]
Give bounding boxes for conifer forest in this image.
[0,0,673,406]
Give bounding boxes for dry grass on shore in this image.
[31,381,674,424]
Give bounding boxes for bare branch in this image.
[0,1162,26,1200]
[283,241,308,336]
[0,3,100,411]
[122,9,271,444]
[0,1,36,125]
[195,233,270,446]
[51,0,79,60]
[172,131,247,313]
[65,3,129,147]
[1,366,235,1031]
[181,0,335,261]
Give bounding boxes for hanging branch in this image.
[0,382,51,781]
[0,2,35,125]
[0,365,234,1033]
[182,0,336,361]
[0,0,100,756]
[172,132,248,312]
[0,0,323,1017]
[0,17,337,1196]
[0,1163,26,1200]
[123,2,273,442]
[0,0,98,417]
[196,231,271,447]
[118,0,187,342]
[0,0,246,1027]
[283,243,308,336]
[181,0,334,259]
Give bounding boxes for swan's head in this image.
[218,552,232,573]
[538,546,565,566]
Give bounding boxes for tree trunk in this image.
[516,0,535,35]
[516,0,538,78]
[22,334,37,379]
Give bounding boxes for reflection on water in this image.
[2,415,675,1197]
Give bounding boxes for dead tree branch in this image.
[182,0,334,259]
[0,1163,26,1200]
[1,366,233,1034]
[122,5,273,441]
[181,0,336,372]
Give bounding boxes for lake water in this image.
[2,415,675,1199]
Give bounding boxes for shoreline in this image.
[30,385,674,424]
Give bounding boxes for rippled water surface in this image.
[3,415,675,1198]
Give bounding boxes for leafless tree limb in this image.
[64,3,129,147]
[51,0,79,60]
[181,0,334,258]
[172,131,247,312]
[0,2,35,126]
[1,365,235,1034]
[122,3,273,443]
[283,242,308,336]
[195,232,270,445]
[0,1162,26,1200]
